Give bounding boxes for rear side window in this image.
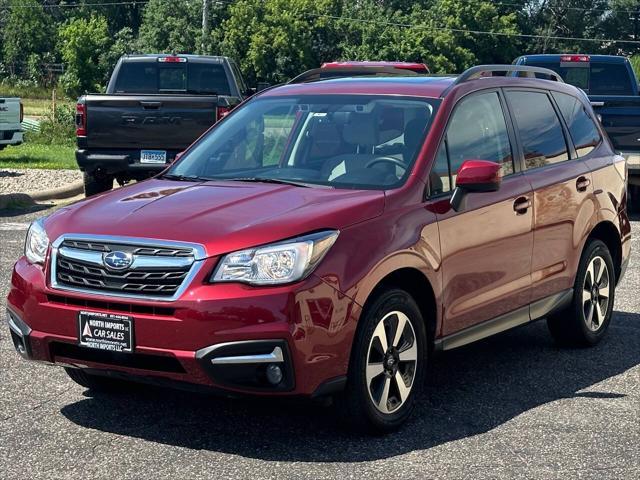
[552,92,602,157]
[506,91,569,170]
[429,92,514,195]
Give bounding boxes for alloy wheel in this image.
[366,310,418,414]
[582,255,610,332]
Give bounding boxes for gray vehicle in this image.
[0,97,23,150]
[76,54,252,195]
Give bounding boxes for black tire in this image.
[342,288,427,434]
[64,367,130,392]
[83,172,113,197]
[547,239,615,347]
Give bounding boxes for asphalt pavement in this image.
[0,205,638,480]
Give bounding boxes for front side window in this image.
[429,91,513,195]
[506,91,569,170]
[169,95,437,190]
[552,92,602,157]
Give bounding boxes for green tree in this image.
[137,0,201,53]
[2,0,53,70]
[58,16,111,96]
[220,0,341,84]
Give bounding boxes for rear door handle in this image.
[513,196,531,214]
[576,176,591,192]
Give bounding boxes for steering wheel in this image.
[365,156,409,171]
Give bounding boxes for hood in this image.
[45,179,385,257]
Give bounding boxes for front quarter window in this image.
[169,95,437,190]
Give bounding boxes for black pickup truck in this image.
[514,54,640,206]
[76,54,251,195]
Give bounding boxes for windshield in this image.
[168,95,437,189]
[525,61,634,95]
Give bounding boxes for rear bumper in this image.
[0,129,23,145]
[76,149,179,177]
[6,257,359,397]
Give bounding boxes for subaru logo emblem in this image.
[103,251,133,271]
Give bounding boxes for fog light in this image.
[266,363,283,385]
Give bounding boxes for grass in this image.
[21,97,75,117]
[0,143,76,170]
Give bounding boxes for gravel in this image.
[0,168,82,194]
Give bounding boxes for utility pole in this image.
[202,0,210,54]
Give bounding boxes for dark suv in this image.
[7,65,630,432]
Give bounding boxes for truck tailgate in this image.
[590,95,640,153]
[83,94,218,150]
[0,98,21,125]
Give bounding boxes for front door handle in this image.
[576,176,591,192]
[513,196,531,214]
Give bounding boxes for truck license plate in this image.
[140,150,167,164]
[78,311,134,353]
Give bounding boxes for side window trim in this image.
[503,87,572,172]
[425,88,517,200]
[547,90,578,160]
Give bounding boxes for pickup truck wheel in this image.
[64,367,131,392]
[341,289,426,433]
[547,239,615,347]
[83,172,113,196]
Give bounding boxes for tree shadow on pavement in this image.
[60,311,640,462]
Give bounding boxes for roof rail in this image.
[454,64,564,85]
[289,66,426,84]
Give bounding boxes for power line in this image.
[0,1,148,8]
[302,12,640,46]
[459,0,640,15]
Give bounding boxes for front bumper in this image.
[7,257,359,396]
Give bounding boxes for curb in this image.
[28,180,85,201]
[0,180,84,211]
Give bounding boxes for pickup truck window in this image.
[524,61,634,96]
[507,91,569,169]
[169,95,436,189]
[114,62,231,95]
[552,92,602,157]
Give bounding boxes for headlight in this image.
[25,218,50,265]
[212,230,339,285]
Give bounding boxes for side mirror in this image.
[450,160,502,212]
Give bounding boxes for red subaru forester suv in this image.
[7,65,630,432]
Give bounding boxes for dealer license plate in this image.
[78,311,134,353]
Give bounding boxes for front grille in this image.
[52,237,201,300]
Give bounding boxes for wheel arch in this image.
[358,267,438,349]
[587,220,622,283]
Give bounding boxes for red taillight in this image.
[158,56,187,63]
[560,55,590,63]
[19,102,24,123]
[75,103,86,136]
[216,105,232,122]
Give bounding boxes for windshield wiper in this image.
[226,177,322,188]
[160,173,204,182]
